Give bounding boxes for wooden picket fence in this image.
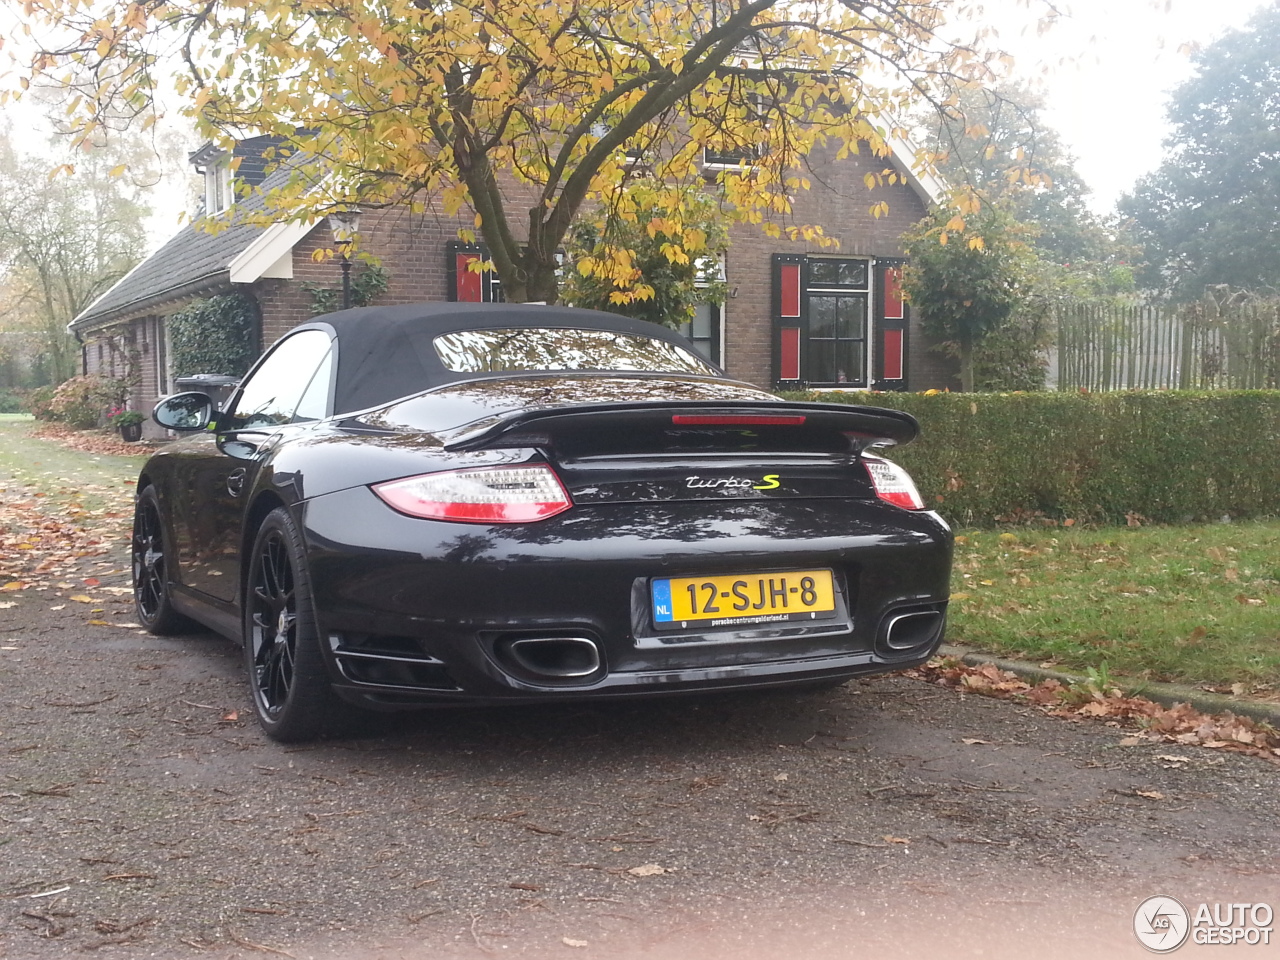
[1055,295,1280,391]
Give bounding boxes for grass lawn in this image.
[0,414,144,515]
[948,523,1280,692]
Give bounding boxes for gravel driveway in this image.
[3,569,1278,959]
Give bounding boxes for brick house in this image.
[71,134,955,434]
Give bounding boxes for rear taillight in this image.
[372,464,572,523]
[864,457,925,510]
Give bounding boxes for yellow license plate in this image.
[651,569,836,628]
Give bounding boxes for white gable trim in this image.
[885,131,947,207]
[228,219,316,284]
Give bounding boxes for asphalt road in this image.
[3,538,1278,960]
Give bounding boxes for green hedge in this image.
[787,391,1280,526]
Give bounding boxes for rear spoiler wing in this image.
[440,401,919,453]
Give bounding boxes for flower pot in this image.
[119,421,144,443]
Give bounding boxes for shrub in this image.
[0,389,26,414]
[47,375,128,429]
[23,386,58,421]
[786,390,1280,526]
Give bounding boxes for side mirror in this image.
[153,392,216,431]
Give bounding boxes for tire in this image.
[243,506,349,742]
[132,486,198,635]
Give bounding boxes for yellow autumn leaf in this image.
[69,594,94,603]
[108,163,127,177]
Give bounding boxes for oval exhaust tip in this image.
[506,637,602,679]
[879,609,944,656]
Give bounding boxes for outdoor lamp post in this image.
[327,207,362,309]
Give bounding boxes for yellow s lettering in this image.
[753,474,780,490]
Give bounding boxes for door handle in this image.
[227,468,247,497]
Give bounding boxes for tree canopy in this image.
[562,180,729,327]
[11,0,1009,304]
[1119,2,1280,300]
[901,198,1039,392]
[0,131,150,385]
[915,82,1140,294]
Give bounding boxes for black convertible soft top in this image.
[291,302,720,415]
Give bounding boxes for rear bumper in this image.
[299,486,952,704]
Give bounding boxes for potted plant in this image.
[108,408,147,442]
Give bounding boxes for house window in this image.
[679,302,721,366]
[679,255,725,366]
[210,160,232,214]
[772,255,909,390]
[701,145,761,171]
[189,143,234,216]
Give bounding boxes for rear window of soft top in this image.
[433,327,717,376]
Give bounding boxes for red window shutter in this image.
[884,267,904,320]
[780,327,801,380]
[780,263,801,318]
[882,329,903,380]
[455,253,482,302]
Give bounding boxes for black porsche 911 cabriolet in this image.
[135,302,952,741]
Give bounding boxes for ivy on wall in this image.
[168,293,259,378]
[303,262,390,316]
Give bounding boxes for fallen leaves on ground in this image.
[0,500,122,588]
[909,658,1280,764]
[1,480,130,595]
[30,422,155,459]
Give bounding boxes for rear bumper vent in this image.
[328,633,459,690]
[873,605,946,661]
[493,635,605,686]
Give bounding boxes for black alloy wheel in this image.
[244,507,346,742]
[132,485,194,634]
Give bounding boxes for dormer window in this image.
[207,159,232,214]
[189,143,233,216]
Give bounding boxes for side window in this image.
[227,330,332,430]
[292,346,334,422]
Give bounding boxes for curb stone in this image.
[937,643,1280,726]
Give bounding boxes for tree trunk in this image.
[522,256,560,304]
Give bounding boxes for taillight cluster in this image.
[863,457,925,511]
[372,464,572,523]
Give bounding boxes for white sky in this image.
[1,0,1273,243]
[975,0,1273,212]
